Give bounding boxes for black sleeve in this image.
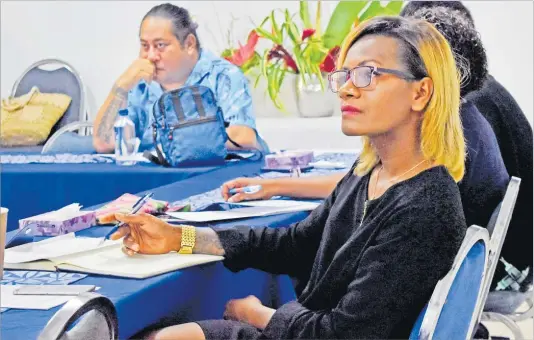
[213,163,357,279]
[261,202,466,339]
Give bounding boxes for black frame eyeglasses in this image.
[328,66,418,93]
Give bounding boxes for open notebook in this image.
[3,234,223,279]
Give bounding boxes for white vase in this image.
[295,74,336,118]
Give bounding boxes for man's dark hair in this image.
[143,3,201,50]
[409,6,487,96]
[400,1,475,26]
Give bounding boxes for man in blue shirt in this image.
[93,4,267,153]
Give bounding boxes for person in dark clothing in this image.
[101,17,468,339]
[467,76,533,278]
[400,1,475,24]
[222,7,509,238]
[404,0,534,287]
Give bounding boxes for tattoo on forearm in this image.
[194,227,225,256]
[96,87,128,144]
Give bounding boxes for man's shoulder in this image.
[201,50,246,79]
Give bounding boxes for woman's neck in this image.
[370,127,428,180]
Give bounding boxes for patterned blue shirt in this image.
[122,49,268,152]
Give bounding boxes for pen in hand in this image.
[228,185,262,195]
[99,192,154,245]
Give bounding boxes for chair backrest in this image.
[11,58,86,136]
[473,177,521,320]
[410,225,490,340]
[38,293,118,340]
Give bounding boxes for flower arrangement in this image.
[222,1,403,110]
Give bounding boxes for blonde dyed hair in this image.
[337,16,465,182]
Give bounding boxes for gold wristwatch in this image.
[178,225,196,254]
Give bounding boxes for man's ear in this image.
[411,77,434,112]
[184,34,197,54]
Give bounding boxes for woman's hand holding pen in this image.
[98,213,182,256]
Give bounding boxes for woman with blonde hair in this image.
[102,16,467,339]
[221,6,509,235]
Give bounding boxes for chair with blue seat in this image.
[9,58,95,154]
[475,177,530,339]
[410,225,490,340]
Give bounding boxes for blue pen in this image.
[100,192,154,244]
[229,185,262,195]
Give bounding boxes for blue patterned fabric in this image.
[169,152,357,211]
[0,153,114,164]
[1,271,87,312]
[125,49,268,152]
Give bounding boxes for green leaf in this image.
[254,73,262,88]
[267,65,285,111]
[284,23,299,45]
[259,15,269,28]
[315,1,322,37]
[270,10,283,44]
[293,50,308,84]
[323,1,368,49]
[277,66,287,90]
[284,9,292,23]
[261,49,270,79]
[255,26,276,42]
[299,1,312,28]
[283,10,302,46]
[311,63,325,90]
[359,1,385,22]
[308,43,328,64]
[385,1,403,15]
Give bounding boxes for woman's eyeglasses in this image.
[328,66,418,93]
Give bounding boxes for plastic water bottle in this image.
[114,111,138,166]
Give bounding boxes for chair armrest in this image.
[42,121,95,154]
[38,292,118,340]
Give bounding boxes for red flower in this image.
[284,56,298,73]
[320,46,341,73]
[301,28,316,40]
[267,45,299,73]
[225,30,260,67]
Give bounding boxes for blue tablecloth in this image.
[0,155,254,232]
[1,156,312,339]
[1,152,358,339]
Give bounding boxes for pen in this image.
[100,192,154,244]
[229,185,262,195]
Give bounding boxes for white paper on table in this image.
[228,199,320,209]
[4,234,121,264]
[1,285,73,310]
[1,286,102,310]
[166,200,320,222]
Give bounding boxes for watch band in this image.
[178,225,195,254]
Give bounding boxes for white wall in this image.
[1,1,532,149]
